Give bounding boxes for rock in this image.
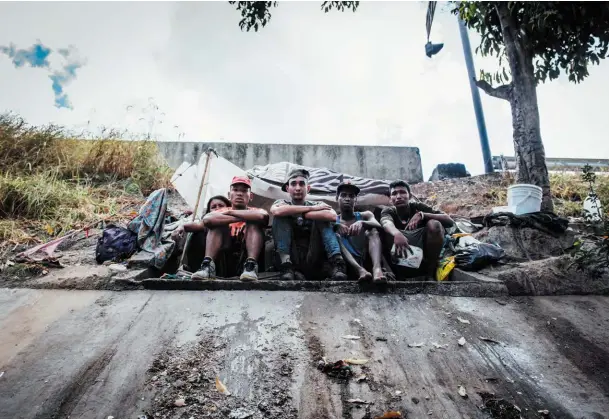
[229,408,255,419]
[108,264,127,272]
[475,226,575,261]
[127,251,156,269]
[174,398,186,407]
[495,255,609,296]
[428,163,470,182]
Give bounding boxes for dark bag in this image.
[455,243,505,271]
[95,224,137,264]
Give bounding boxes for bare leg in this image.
[381,255,396,281]
[366,229,386,281]
[337,234,371,281]
[205,227,225,260]
[244,224,263,260]
[423,220,445,277]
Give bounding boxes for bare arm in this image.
[361,211,382,230]
[381,218,402,237]
[304,209,337,222]
[182,221,207,233]
[270,203,314,217]
[202,212,241,227]
[225,209,269,225]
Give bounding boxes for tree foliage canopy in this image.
[229,1,359,32]
[454,2,609,86]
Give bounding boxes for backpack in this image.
[95,224,137,264]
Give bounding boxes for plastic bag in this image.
[455,234,482,249]
[436,256,455,281]
[391,245,424,269]
[455,243,505,271]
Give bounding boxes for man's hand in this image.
[348,221,364,236]
[406,212,423,230]
[336,223,350,236]
[393,233,412,257]
[171,225,185,241]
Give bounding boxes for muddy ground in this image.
[1,289,608,419]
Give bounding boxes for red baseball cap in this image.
[230,175,252,188]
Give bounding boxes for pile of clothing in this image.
[96,188,186,271]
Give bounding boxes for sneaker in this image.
[240,258,259,282]
[279,261,295,281]
[329,255,348,281]
[192,257,216,281]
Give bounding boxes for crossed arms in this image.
[203,208,269,227]
[270,201,337,222]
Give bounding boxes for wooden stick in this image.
[178,148,216,268]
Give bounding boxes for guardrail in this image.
[492,156,609,172]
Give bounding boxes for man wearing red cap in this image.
[192,175,269,281]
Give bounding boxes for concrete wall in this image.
[157,142,423,183]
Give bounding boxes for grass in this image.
[0,113,172,247]
[550,171,609,218]
[482,171,609,218]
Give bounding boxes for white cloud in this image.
[0,1,607,180]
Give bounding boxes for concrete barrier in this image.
[157,142,423,183]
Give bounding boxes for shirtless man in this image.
[335,181,387,282]
[381,180,454,278]
[271,168,348,281]
[192,176,269,281]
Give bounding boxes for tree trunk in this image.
[495,4,553,212]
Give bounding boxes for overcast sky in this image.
[0,1,607,179]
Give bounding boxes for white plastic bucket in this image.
[507,184,542,215]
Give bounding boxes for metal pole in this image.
[178,148,217,268]
[458,18,494,174]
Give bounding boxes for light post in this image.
[425,2,494,174]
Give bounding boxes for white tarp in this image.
[171,154,290,218]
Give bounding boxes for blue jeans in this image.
[272,216,341,262]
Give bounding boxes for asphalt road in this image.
[1,288,608,419]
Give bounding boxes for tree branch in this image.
[475,79,513,101]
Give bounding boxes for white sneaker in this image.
[239,258,258,282]
[192,258,216,281]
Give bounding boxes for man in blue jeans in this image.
[271,168,348,281]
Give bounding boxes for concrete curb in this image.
[140,277,508,297]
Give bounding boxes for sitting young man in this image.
[271,168,347,281]
[192,176,269,282]
[171,195,231,273]
[381,180,454,279]
[335,181,387,283]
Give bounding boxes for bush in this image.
[0,113,172,195]
[0,113,172,244]
[550,172,609,218]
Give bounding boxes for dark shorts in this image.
[401,227,425,248]
[184,225,252,277]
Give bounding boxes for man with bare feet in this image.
[192,176,268,282]
[335,181,387,283]
[381,180,454,279]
